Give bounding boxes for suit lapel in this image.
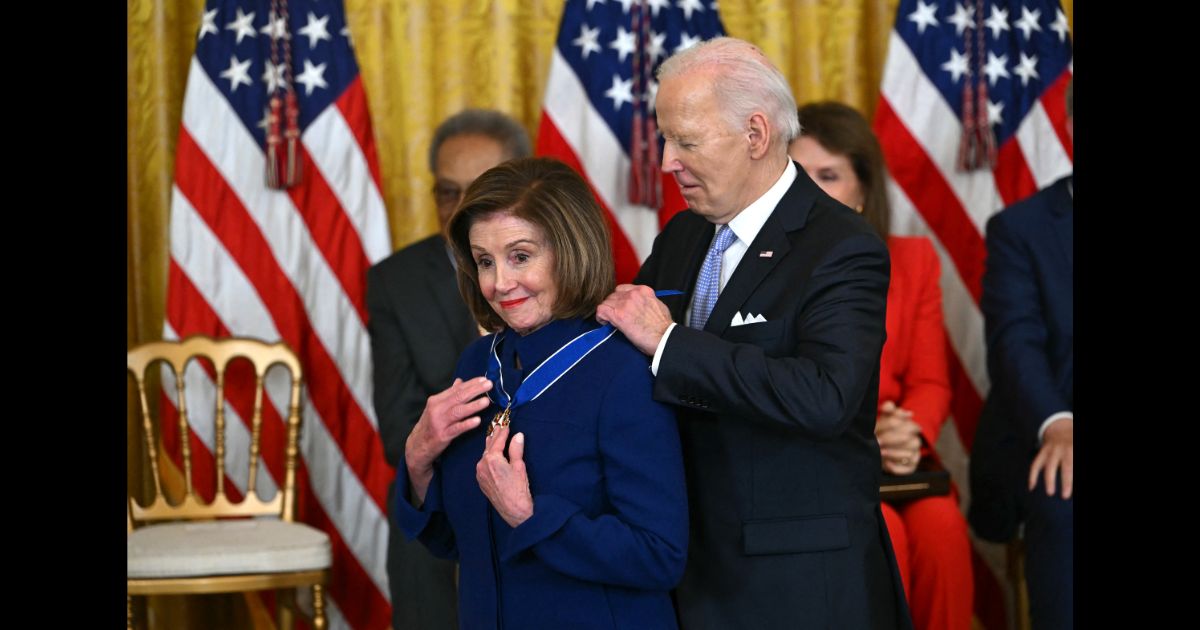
[705,213,790,336]
[665,221,714,322]
[1050,176,1073,271]
[703,165,816,336]
[423,241,477,345]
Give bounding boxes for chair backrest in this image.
[127,335,304,530]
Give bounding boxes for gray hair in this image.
[427,109,533,173]
[657,37,800,146]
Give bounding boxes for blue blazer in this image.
[395,318,688,629]
[970,175,1073,542]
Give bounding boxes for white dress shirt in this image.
[651,160,798,374]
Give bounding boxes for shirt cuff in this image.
[1037,411,1074,444]
[650,322,677,376]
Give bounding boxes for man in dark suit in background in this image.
[971,80,1074,630]
[366,109,531,630]
[597,37,911,629]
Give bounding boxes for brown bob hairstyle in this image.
[445,157,616,333]
[796,101,891,240]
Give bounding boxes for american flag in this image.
[537,0,725,283]
[873,1,1072,627]
[161,1,392,628]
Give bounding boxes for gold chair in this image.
[127,335,330,629]
[1007,533,1032,630]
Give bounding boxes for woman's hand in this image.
[406,377,492,504]
[876,400,923,476]
[476,422,534,528]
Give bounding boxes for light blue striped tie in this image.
[689,224,736,330]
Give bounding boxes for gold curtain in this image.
[127,1,1072,626]
[128,0,1073,350]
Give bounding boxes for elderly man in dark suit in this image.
[597,37,911,629]
[971,80,1074,630]
[366,109,530,630]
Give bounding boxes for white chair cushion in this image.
[128,519,331,578]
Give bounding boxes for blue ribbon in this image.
[486,289,683,413]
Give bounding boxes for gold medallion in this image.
[487,406,512,437]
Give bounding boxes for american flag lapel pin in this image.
[759,251,773,258]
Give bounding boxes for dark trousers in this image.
[387,482,459,630]
[1025,479,1073,630]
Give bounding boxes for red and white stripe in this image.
[874,23,1071,630]
[164,54,394,629]
[538,49,688,283]
[875,31,1072,450]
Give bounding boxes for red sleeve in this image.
[893,238,952,449]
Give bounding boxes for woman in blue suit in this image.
[395,157,688,629]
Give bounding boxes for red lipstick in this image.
[499,297,528,309]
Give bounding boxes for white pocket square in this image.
[731,312,767,326]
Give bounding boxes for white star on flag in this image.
[225,8,257,45]
[985,5,1010,39]
[987,99,1005,125]
[604,74,634,110]
[648,30,667,63]
[295,58,329,95]
[586,0,607,10]
[646,79,659,111]
[1014,6,1043,40]
[199,8,218,40]
[257,107,271,130]
[573,24,602,59]
[941,48,970,83]
[219,54,253,91]
[1014,52,1040,86]
[341,25,354,48]
[617,0,635,14]
[983,51,1010,86]
[648,0,670,18]
[677,0,705,21]
[947,3,975,36]
[260,12,289,40]
[262,60,287,93]
[908,0,940,35]
[609,27,635,62]
[676,32,702,53]
[1051,9,1069,42]
[299,12,332,48]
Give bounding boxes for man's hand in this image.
[1029,417,1073,499]
[405,377,492,503]
[476,423,534,528]
[596,284,675,356]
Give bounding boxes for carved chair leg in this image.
[311,584,326,630]
[276,588,295,630]
[1008,537,1032,630]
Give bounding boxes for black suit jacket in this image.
[366,233,475,629]
[636,164,912,629]
[367,234,478,467]
[969,175,1073,542]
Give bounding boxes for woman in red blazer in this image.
[790,102,973,630]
